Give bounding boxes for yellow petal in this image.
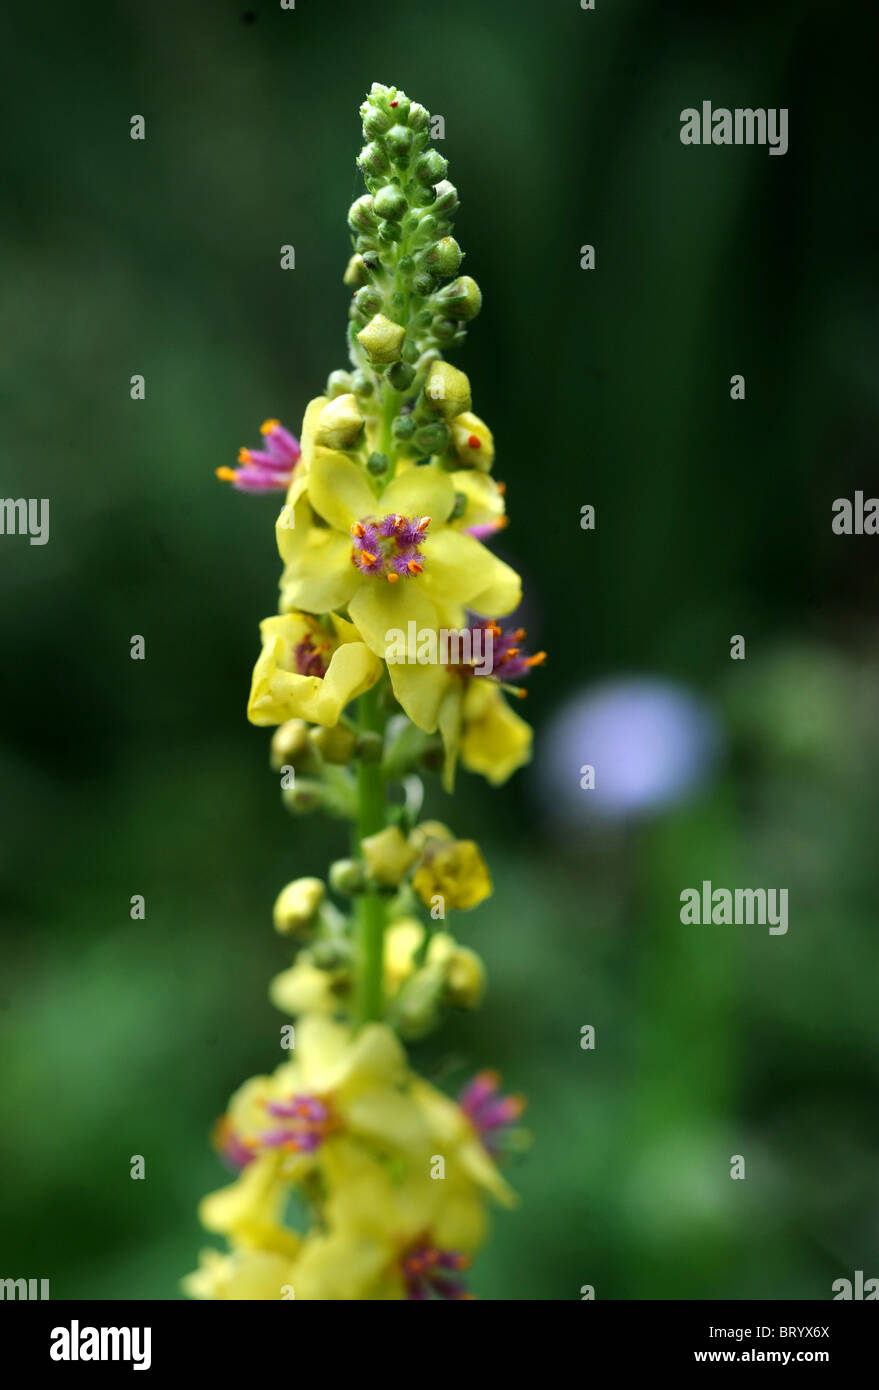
[309,641,382,725]
[461,683,533,785]
[279,531,359,613]
[308,448,377,532]
[420,529,521,614]
[348,580,439,660]
[380,463,456,524]
[386,660,451,734]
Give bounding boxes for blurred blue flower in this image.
[538,678,722,823]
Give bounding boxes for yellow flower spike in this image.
[360,825,418,887]
[356,312,406,364]
[450,411,495,471]
[272,877,325,936]
[247,612,382,729]
[313,393,364,450]
[413,836,492,912]
[424,360,472,420]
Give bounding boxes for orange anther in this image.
[260,418,280,434]
[215,466,237,481]
[387,572,399,583]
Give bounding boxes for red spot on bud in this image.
[467,434,481,449]
[390,101,398,108]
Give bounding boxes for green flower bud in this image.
[378,219,403,244]
[413,272,435,296]
[272,877,325,936]
[424,361,472,419]
[351,369,374,398]
[415,149,448,185]
[386,124,413,160]
[426,236,462,276]
[270,719,311,771]
[325,369,354,398]
[417,214,438,240]
[348,194,376,231]
[395,965,445,1039]
[314,394,364,449]
[356,729,384,762]
[361,826,418,888]
[386,360,416,391]
[392,413,417,440]
[401,339,420,366]
[342,253,370,288]
[308,723,358,764]
[414,420,451,454]
[437,275,482,321]
[358,141,390,177]
[390,95,411,122]
[356,313,406,364]
[329,858,366,896]
[310,938,354,971]
[407,102,429,132]
[354,285,383,316]
[362,105,392,138]
[432,180,459,215]
[366,451,389,477]
[282,778,324,814]
[373,184,407,220]
[431,316,457,345]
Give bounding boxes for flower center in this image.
[293,633,330,678]
[350,513,430,584]
[250,1094,336,1155]
[400,1242,472,1300]
[211,1114,255,1172]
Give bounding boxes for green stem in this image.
[354,684,387,1025]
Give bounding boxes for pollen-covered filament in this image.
[351,513,430,583]
[400,1242,472,1300]
[248,1095,335,1155]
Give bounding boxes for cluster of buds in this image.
[343,83,482,411]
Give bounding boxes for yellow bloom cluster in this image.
[193,82,535,1300]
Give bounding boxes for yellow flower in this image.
[198,1151,300,1255]
[412,834,492,911]
[272,877,324,936]
[450,411,494,470]
[410,1075,518,1208]
[269,951,350,1015]
[276,449,520,669]
[291,1140,487,1300]
[224,1015,432,1168]
[247,610,382,728]
[183,1246,298,1301]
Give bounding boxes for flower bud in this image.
[356,313,406,364]
[361,825,418,888]
[358,141,390,178]
[310,938,354,971]
[270,719,311,770]
[272,877,325,936]
[366,451,389,477]
[343,253,370,288]
[325,369,354,398]
[410,819,454,852]
[444,945,486,1007]
[424,361,472,420]
[390,95,411,122]
[282,778,324,814]
[329,858,367,896]
[450,411,495,470]
[308,723,357,764]
[426,236,462,277]
[395,966,445,1039]
[386,360,415,391]
[314,394,364,449]
[385,125,413,160]
[415,149,448,185]
[373,184,407,220]
[354,285,383,316]
[437,275,482,321]
[407,102,429,132]
[413,272,435,296]
[401,338,420,365]
[378,219,403,244]
[362,105,392,138]
[351,369,374,398]
[392,413,417,440]
[347,195,377,231]
[432,180,459,215]
[414,420,451,455]
[431,317,457,345]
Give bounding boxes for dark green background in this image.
[1,0,877,1299]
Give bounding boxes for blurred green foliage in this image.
[0,0,876,1299]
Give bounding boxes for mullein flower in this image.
[248,611,382,728]
[190,82,533,1301]
[216,419,301,492]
